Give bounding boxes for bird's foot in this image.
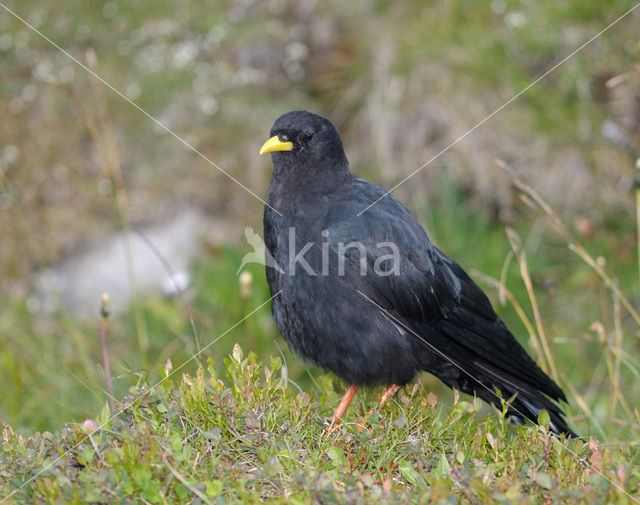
[355,409,382,432]
[321,384,359,432]
[355,420,370,432]
[321,415,343,433]
[356,384,402,431]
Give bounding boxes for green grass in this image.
[1,346,637,504]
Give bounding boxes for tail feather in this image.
[430,357,578,438]
[472,363,578,438]
[515,396,578,438]
[416,311,578,438]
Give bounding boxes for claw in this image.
[324,417,343,433]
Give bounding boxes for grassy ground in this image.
[1,346,637,504]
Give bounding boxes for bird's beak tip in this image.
[260,136,294,155]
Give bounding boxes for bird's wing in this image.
[326,177,491,321]
[325,177,565,402]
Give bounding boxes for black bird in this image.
[260,110,576,438]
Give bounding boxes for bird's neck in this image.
[270,156,351,197]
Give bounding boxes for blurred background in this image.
[1,0,639,442]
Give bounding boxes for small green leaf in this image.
[171,432,182,453]
[537,410,550,428]
[327,447,345,466]
[175,483,189,501]
[206,479,223,496]
[432,453,451,477]
[78,448,93,466]
[505,484,521,502]
[399,461,419,484]
[270,356,282,371]
[99,401,111,426]
[142,480,161,503]
[232,343,243,362]
[456,401,476,414]
[534,471,552,489]
[203,428,221,441]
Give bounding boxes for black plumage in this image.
[261,110,576,438]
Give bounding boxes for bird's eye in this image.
[280,134,289,142]
[299,130,314,143]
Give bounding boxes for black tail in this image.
[452,361,578,438]
[507,394,578,439]
[413,250,579,438]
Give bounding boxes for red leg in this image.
[377,384,401,409]
[329,384,359,425]
[357,384,401,431]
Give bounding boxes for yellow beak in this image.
[260,136,293,154]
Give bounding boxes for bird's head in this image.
[260,111,348,170]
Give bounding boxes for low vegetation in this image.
[2,345,637,504]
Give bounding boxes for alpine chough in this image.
[260,110,576,437]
